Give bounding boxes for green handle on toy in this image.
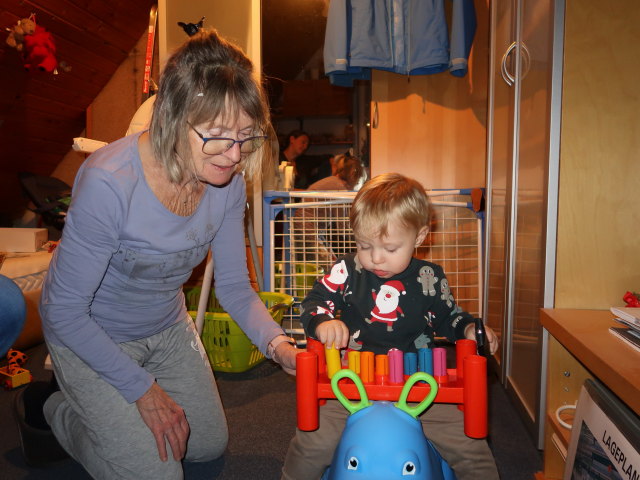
[395,372,439,418]
[331,368,372,415]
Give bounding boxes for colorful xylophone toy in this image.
[296,338,488,438]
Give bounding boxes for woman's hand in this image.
[273,341,302,376]
[136,382,190,462]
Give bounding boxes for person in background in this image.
[292,154,366,268]
[307,152,366,191]
[17,29,298,478]
[279,129,310,171]
[282,173,500,480]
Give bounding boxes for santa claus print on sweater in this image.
[365,280,406,331]
[309,300,335,319]
[321,259,349,293]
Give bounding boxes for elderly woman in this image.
[19,29,297,479]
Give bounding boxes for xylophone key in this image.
[418,347,433,375]
[347,350,360,374]
[361,351,374,383]
[325,345,341,379]
[404,352,417,378]
[375,354,389,385]
[388,348,403,384]
[433,347,448,383]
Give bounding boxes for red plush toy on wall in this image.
[5,13,58,73]
[24,24,57,73]
[623,291,640,308]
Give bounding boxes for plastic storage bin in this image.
[184,287,294,373]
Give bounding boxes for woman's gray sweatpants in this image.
[44,316,228,480]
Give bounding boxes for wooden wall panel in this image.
[159,0,256,66]
[371,70,488,189]
[555,0,640,308]
[369,0,490,191]
[86,31,153,144]
[12,0,145,50]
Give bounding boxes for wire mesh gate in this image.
[262,189,485,341]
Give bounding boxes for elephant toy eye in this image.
[402,461,416,475]
[347,456,359,470]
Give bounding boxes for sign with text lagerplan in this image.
[564,380,640,480]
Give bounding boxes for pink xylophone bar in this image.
[296,338,488,438]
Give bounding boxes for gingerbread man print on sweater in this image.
[417,265,438,296]
[347,329,363,352]
[440,278,454,308]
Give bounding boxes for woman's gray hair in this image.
[149,28,272,184]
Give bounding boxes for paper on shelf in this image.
[610,307,640,326]
[614,316,640,333]
[609,327,640,353]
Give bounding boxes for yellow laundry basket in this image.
[184,287,294,373]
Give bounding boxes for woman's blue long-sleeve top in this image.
[40,132,285,403]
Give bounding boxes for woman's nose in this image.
[225,141,242,164]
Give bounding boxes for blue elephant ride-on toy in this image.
[322,369,456,480]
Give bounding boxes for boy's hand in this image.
[315,319,349,349]
[464,323,499,355]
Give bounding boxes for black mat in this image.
[0,343,541,479]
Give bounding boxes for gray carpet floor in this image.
[0,343,542,479]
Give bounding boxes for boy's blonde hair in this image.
[350,173,431,238]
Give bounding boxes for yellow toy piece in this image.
[325,345,341,379]
[0,365,32,389]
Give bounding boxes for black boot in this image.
[23,378,58,429]
[13,378,70,467]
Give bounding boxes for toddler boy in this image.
[282,173,500,480]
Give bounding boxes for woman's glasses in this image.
[188,123,267,156]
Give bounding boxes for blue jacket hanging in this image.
[324,0,476,86]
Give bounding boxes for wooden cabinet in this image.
[369,69,488,189]
[484,0,640,451]
[553,1,640,310]
[365,1,490,189]
[484,0,559,446]
[542,334,592,479]
[540,309,640,479]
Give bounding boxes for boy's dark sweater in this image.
[302,253,476,355]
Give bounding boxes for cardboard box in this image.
[0,228,48,252]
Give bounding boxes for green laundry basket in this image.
[184,287,294,373]
[274,262,324,299]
